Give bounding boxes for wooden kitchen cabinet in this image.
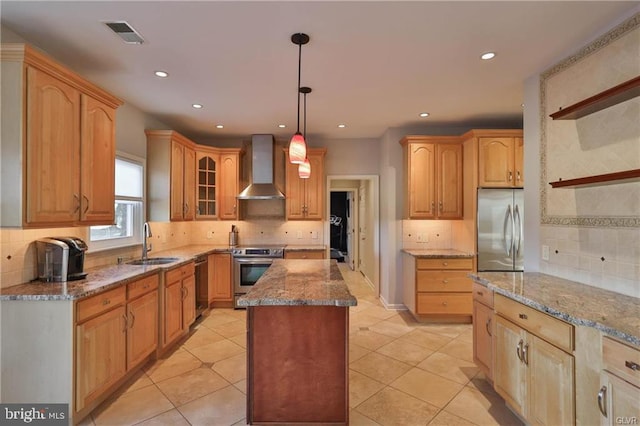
[285,148,326,220]
[219,151,242,220]
[402,254,473,322]
[478,136,524,188]
[284,249,325,259]
[399,136,463,219]
[126,275,159,370]
[1,44,122,227]
[493,294,575,425]
[196,151,219,218]
[598,337,640,425]
[161,262,196,350]
[75,286,127,411]
[472,283,494,381]
[170,139,196,221]
[208,252,233,305]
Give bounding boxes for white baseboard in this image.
[379,295,408,311]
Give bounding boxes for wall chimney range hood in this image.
[237,134,285,200]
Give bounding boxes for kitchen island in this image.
[237,259,357,425]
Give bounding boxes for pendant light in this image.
[288,33,309,164]
[298,86,312,179]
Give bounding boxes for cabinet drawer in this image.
[417,258,472,270]
[495,294,574,353]
[472,282,494,308]
[284,250,325,260]
[166,262,195,283]
[128,274,159,300]
[417,271,471,292]
[77,286,126,323]
[603,336,640,387]
[417,293,472,315]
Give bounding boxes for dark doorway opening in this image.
[330,192,348,262]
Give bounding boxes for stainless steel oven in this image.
[232,246,284,308]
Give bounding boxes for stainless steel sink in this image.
[127,257,180,266]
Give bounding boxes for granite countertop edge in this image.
[470,273,640,347]
[402,248,474,258]
[0,244,233,301]
[283,245,326,251]
[237,296,357,307]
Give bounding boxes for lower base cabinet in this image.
[472,283,493,381]
[598,337,640,425]
[493,294,575,425]
[161,262,196,350]
[209,252,233,306]
[284,249,325,259]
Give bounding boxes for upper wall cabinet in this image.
[284,148,326,220]
[478,136,524,188]
[1,43,122,228]
[147,131,243,222]
[400,136,463,219]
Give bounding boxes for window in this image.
[90,154,145,250]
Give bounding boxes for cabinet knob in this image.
[443,262,448,266]
[477,291,484,296]
[518,313,528,320]
[102,299,111,306]
[442,301,448,306]
[442,279,448,284]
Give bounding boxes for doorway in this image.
[326,175,379,297]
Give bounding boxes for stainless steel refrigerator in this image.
[477,188,524,271]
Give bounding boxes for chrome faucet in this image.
[142,222,153,260]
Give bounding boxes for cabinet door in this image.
[80,94,116,224]
[209,253,232,302]
[127,290,158,370]
[304,152,325,220]
[600,370,640,426]
[183,145,196,220]
[182,274,196,328]
[436,143,463,218]
[26,66,81,225]
[219,153,239,220]
[408,143,436,219]
[285,156,306,219]
[76,306,127,411]
[164,280,183,345]
[170,141,185,221]
[528,334,575,426]
[514,137,524,187]
[196,153,219,218]
[479,137,515,188]
[494,315,527,417]
[473,300,493,380]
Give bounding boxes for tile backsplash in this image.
[539,225,639,298]
[0,219,325,289]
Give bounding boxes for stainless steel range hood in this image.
[237,134,285,200]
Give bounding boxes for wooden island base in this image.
[247,305,349,425]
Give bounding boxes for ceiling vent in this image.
[104,21,145,44]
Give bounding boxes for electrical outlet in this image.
[542,245,550,261]
[207,230,214,239]
[311,231,318,239]
[297,231,303,239]
[417,233,428,243]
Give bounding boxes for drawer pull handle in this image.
[477,291,484,296]
[102,299,110,306]
[597,386,607,417]
[122,314,128,333]
[516,339,523,361]
[129,310,135,328]
[442,301,448,306]
[485,318,492,337]
[625,360,640,371]
[443,262,448,266]
[442,279,448,284]
[518,313,528,320]
[143,284,149,289]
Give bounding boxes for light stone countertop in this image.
[0,244,232,301]
[402,248,474,258]
[471,272,640,347]
[237,259,357,307]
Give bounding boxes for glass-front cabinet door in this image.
[196,152,219,219]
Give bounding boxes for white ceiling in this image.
[1,1,637,141]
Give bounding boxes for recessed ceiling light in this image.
[192,104,203,109]
[215,124,224,129]
[278,124,286,128]
[337,124,346,128]
[154,70,169,78]
[480,52,496,60]
[419,112,430,118]
[521,103,525,108]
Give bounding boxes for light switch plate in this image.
[297,231,303,239]
[542,245,550,261]
[311,231,318,239]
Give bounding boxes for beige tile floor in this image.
[83,264,524,426]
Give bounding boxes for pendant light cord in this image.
[296,37,302,133]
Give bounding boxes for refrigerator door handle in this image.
[503,204,512,256]
[514,204,522,256]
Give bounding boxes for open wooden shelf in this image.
[549,169,640,188]
[549,76,640,120]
